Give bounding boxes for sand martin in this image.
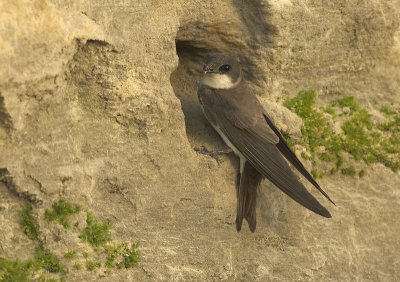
[197,53,334,232]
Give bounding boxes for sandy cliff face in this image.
[1,0,399,280]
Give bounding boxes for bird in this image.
[197,53,334,232]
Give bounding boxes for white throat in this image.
[201,74,241,89]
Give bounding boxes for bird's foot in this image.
[194,146,233,165]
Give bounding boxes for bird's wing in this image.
[198,84,280,145]
[223,108,280,145]
[263,113,335,205]
[208,93,332,217]
[219,113,331,217]
[198,85,332,217]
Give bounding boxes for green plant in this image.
[73,262,82,270]
[44,200,81,229]
[0,246,64,281]
[105,242,140,269]
[63,251,77,260]
[284,90,343,172]
[338,96,357,111]
[120,242,140,268]
[0,258,38,282]
[79,213,111,247]
[35,245,63,273]
[341,166,356,176]
[20,205,39,241]
[105,245,120,268]
[283,91,400,176]
[11,201,139,280]
[86,260,101,271]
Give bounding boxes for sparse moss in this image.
[86,260,101,271]
[284,90,333,153]
[20,205,39,241]
[284,91,400,176]
[311,169,324,179]
[379,110,400,132]
[281,132,296,150]
[284,90,343,173]
[35,245,63,273]
[324,105,336,116]
[338,96,357,111]
[73,262,82,270]
[0,258,39,282]
[45,200,81,229]
[120,242,140,268]
[105,242,140,269]
[341,166,356,176]
[11,206,67,280]
[341,108,375,161]
[0,246,64,281]
[380,106,396,116]
[105,245,120,268]
[79,213,111,247]
[11,201,139,279]
[63,251,77,260]
[284,90,317,117]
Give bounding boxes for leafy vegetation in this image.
[105,245,120,268]
[63,251,77,260]
[119,242,140,268]
[0,258,39,282]
[79,212,111,247]
[2,201,139,281]
[86,260,101,271]
[1,205,65,281]
[105,242,140,269]
[73,262,82,270]
[44,199,81,229]
[34,245,63,273]
[20,204,39,240]
[341,166,356,176]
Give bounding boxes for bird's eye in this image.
[219,64,231,72]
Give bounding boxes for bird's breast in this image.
[211,123,246,172]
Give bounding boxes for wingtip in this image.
[318,207,332,218]
[236,218,242,232]
[324,193,336,206]
[313,183,336,206]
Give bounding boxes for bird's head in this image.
[201,54,242,89]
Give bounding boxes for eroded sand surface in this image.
[1,0,399,280]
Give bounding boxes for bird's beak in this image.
[203,65,215,74]
[203,70,219,75]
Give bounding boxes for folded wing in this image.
[217,110,332,218]
[263,113,335,205]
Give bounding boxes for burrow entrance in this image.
[170,40,224,150]
[170,2,276,149]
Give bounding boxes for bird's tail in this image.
[236,161,263,232]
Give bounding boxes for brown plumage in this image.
[236,161,263,232]
[197,54,334,232]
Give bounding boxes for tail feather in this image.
[236,161,263,232]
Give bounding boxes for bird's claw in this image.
[194,145,231,165]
